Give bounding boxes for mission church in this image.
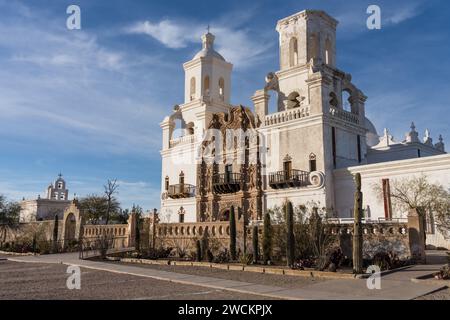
[160,10,450,248]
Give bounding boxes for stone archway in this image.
[219,209,230,222]
[64,212,77,243]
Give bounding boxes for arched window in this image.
[329,92,338,108]
[203,76,210,96]
[342,90,352,112]
[283,154,292,180]
[268,90,279,114]
[179,171,185,185]
[325,38,332,65]
[308,33,319,61]
[289,37,298,67]
[218,78,225,101]
[186,122,194,135]
[190,77,196,101]
[165,176,169,191]
[309,153,317,172]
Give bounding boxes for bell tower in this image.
[183,31,233,105]
[277,10,337,70]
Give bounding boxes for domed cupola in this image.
[183,30,233,104]
[193,32,225,61]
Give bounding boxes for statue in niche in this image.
[206,166,212,192]
[247,164,256,189]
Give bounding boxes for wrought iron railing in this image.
[212,173,243,194]
[167,184,196,199]
[268,169,310,189]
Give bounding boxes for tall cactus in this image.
[196,239,202,262]
[229,206,237,260]
[252,225,259,264]
[52,214,59,253]
[352,173,363,274]
[262,212,272,265]
[286,201,295,268]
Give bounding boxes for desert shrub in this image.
[371,252,391,271]
[206,249,214,262]
[239,253,253,265]
[145,246,172,260]
[269,202,336,270]
[213,249,230,264]
[371,251,409,271]
[433,264,450,280]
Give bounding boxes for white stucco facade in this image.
[158,10,449,248]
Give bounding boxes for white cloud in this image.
[126,18,273,68]
[127,20,199,49]
[385,5,420,25]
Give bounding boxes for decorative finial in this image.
[383,128,389,137]
[58,172,62,178]
[423,129,433,146]
[207,24,210,33]
[439,134,443,143]
[410,122,416,131]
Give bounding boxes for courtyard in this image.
[1,251,448,300]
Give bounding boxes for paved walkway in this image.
[7,252,448,300]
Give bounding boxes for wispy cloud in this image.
[126,18,274,68]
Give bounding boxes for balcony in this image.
[268,169,310,189]
[212,173,243,194]
[329,106,359,125]
[167,184,196,199]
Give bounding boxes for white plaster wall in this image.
[265,187,327,213]
[160,199,196,223]
[367,143,444,164]
[334,154,450,220]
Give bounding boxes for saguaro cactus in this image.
[135,213,140,253]
[286,201,295,268]
[352,173,363,274]
[52,214,59,253]
[229,206,237,260]
[262,212,272,265]
[196,239,202,262]
[252,225,259,264]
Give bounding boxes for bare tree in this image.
[0,195,20,244]
[104,179,119,225]
[373,175,450,237]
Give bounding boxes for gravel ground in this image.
[0,260,274,300]
[415,287,450,300]
[115,261,326,289]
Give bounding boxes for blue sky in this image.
[0,0,449,211]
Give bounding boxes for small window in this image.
[309,153,317,172]
[325,38,332,65]
[225,164,232,181]
[289,37,298,67]
[60,194,65,200]
[203,76,210,95]
[190,77,196,101]
[179,171,185,185]
[165,176,169,191]
[357,135,362,163]
[219,78,225,100]
[283,159,292,180]
[57,182,63,189]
